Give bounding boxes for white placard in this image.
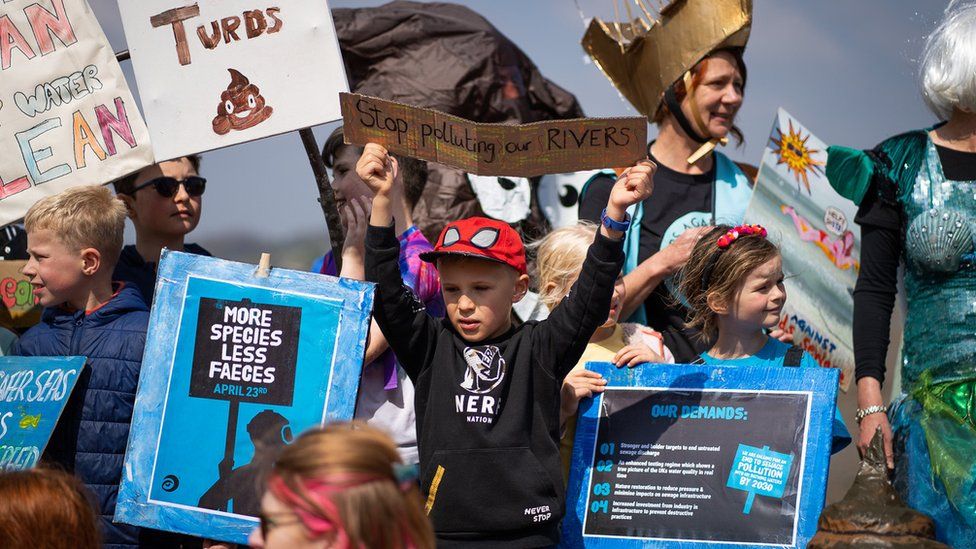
[118,0,349,160]
[0,0,154,226]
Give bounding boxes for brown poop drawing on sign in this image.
[211,69,273,135]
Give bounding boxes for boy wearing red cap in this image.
[361,143,654,547]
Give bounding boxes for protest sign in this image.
[562,362,839,548]
[0,260,41,329]
[340,93,647,177]
[0,0,154,226]
[744,109,857,391]
[0,356,85,471]
[118,0,349,161]
[115,251,373,543]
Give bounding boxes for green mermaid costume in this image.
[829,129,976,547]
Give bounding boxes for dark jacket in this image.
[113,243,211,307]
[12,284,165,548]
[365,223,624,547]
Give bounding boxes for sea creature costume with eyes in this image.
[211,68,273,135]
[828,129,976,546]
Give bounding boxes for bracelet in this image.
[600,208,631,233]
[855,405,888,424]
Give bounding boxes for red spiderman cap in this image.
[420,217,527,275]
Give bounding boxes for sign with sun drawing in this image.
[744,109,857,391]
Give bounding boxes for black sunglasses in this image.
[130,176,206,198]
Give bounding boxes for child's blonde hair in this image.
[268,422,435,549]
[24,185,127,262]
[530,222,598,311]
[677,224,780,341]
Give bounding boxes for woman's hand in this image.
[656,226,710,276]
[612,343,664,368]
[856,377,894,469]
[858,413,895,469]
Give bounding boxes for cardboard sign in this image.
[340,93,647,177]
[118,0,349,160]
[0,0,154,226]
[115,251,373,544]
[563,362,839,548]
[0,261,41,329]
[0,356,85,470]
[744,109,858,391]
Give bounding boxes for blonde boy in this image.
[13,186,176,547]
[361,142,655,546]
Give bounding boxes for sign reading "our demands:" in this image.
[116,251,373,544]
[118,0,349,161]
[0,356,84,470]
[563,363,839,549]
[0,0,154,226]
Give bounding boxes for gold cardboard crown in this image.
[583,0,752,119]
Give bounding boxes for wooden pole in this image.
[299,127,344,272]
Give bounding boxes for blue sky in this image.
[90,0,948,247]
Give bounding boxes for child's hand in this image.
[339,197,370,279]
[608,160,655,215]
[613,343,664,368]
[341,197,370,253]
[560,369,607,415]
[356,143,396,196]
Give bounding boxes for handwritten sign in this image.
[116,251,373,544]
[118,0,348,160]
[563,363,839,548]
[0,356,85,471]
[744,109,859,391]
[0,0,154,226]
[0,261,41,329]
[340,93,647,177]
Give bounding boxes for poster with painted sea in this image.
[0,0,154,226]
[117,0,349,161]
[0,356,85,471]
[115,251,373,543]
[743,109,857,391]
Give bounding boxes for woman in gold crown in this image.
[578,0,755,362]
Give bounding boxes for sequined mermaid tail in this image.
[891,374,976,549]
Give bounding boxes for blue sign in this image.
[562,362,838,549]
[726,444,794,514]
[0,356,84,470]
[115,251,374,544]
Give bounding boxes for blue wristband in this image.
[601,208,631,232]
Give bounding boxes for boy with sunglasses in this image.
[113,155,210,306]
[361,142,655,546]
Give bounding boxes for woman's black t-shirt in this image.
[579,153,716,362]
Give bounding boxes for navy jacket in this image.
[113,243,211,307]
[12,284,177,548]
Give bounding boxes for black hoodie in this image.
[365,223,624,547]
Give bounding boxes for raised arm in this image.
[540,162,655,379]
[360,144,439,379]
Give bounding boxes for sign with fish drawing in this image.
[0,0,154,227]
[0,356,85,471]
[117,0,349,160]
